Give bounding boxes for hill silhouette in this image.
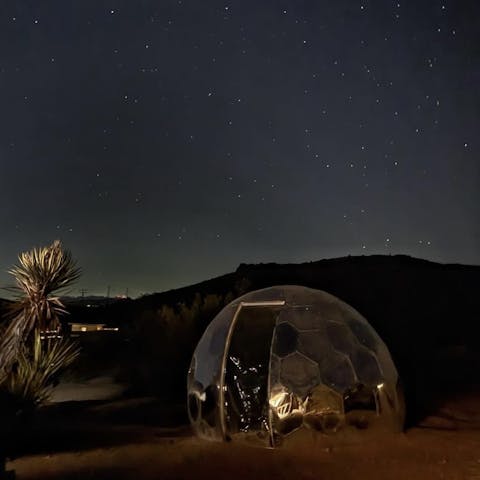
[92,254,478,350]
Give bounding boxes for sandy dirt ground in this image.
[8,428,480,480]
[7,391,480,480]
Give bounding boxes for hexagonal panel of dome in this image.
[187,285,405,448]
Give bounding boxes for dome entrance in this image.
[222,303,282,445]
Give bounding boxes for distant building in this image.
[41,323,119,338]
[68,323,119,333]
[69,322,106,332]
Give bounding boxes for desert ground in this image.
[7,386,480,480]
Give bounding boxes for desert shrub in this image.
[120,292,227,401]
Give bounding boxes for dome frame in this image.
[187,285,405,447]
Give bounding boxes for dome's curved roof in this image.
[187,285,405,447]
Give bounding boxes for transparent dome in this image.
[187,286,405,447]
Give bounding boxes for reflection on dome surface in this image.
[187,285,405,448]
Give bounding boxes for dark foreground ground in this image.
[7,389,480,480]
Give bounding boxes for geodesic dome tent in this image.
[187,285,405,447]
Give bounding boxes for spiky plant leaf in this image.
[8,240,80,304]
[4,334,81,409]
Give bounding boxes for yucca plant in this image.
[0,240,81,384]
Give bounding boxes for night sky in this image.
[0,1,478,297]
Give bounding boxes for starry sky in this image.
[0,0,478,297]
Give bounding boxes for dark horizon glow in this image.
[1,1,478,298]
